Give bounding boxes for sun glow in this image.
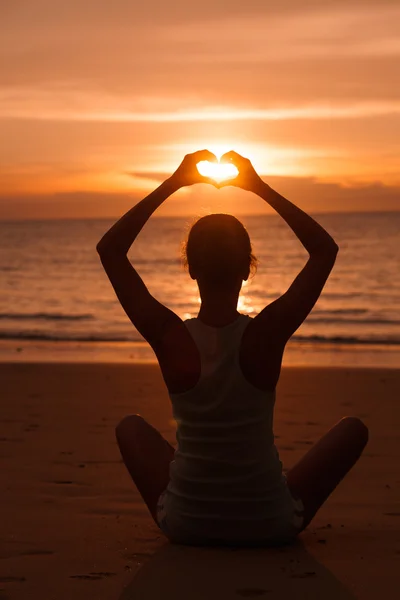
[196,160,239,183]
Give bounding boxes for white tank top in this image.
[164,313,295,542]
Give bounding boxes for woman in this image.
[97,149,369,546]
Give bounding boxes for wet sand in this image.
[1,362,399,599]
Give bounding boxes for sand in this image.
[1,362,399,599]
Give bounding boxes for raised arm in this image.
[96,150,217,349]
[220,151,339,346]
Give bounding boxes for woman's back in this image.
[98,149,369,550]
[163,314,300,545]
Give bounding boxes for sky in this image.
[1,0,399,218]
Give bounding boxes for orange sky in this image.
[1,0,399,218]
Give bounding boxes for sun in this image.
[195,142,241,182]
[196,160,239,183]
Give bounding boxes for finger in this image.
[216,176,240,189]
[220,150,245,164]
[192,149,218,163]
[197,174,218,187]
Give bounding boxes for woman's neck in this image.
[197,288,240,327]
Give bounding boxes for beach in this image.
[1,361,399,599]
[3,1,400,598]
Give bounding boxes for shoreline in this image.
[1,338,399,368]
[1,360,399,372]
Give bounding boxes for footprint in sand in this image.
[236,589,271,597]
[0,576,26,583]
[83,459,120,464]
[69,572,116,580]
[50,480,84,485]
[19,550,54,556]
[124,552,153,561]
[24,423,40,432]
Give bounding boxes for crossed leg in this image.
[286,416,369,530]
[115,414,175,525]
[115,414,369,534]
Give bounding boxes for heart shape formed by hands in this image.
[196,160,239,183]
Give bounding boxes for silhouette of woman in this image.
[97,150,368,546]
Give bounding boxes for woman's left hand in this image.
[169,150,218,188]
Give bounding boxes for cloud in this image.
[1,1,399,105]
[1,178,398,219]
[2,85,400,122]
[1,0,399,212]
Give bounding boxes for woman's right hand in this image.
[219,150,264,192]
[169,150,218,189]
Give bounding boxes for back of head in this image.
[181,214,257,288]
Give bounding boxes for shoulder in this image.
[153,318,201,394]
[238,315,285,392]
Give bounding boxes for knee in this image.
[115,414,144,444]
[341,416,369,443]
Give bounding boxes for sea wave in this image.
[315,308,367,315]
[1,330,399,346]
[0,331,135,342]
[1,311,399,327]
[293,334,400,346]
[0,266,19,272]
[306,316,400,325]
[0,312,94,321]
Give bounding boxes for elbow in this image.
[311,239,339,257]
[325,241,339,266]
[331,241,339,255]
[324,242,339,259]
[96,240,108,256]
[96,240,126,259]
[96,233,108,255]
[96,236,116,256]
[96,241,108,257]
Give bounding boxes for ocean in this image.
[0,212,399,367]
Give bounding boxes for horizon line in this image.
[1,209,399,223]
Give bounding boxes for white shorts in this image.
[156,489,305,547]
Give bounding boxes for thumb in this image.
[216,176,239,189]
[198,175,219,187]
